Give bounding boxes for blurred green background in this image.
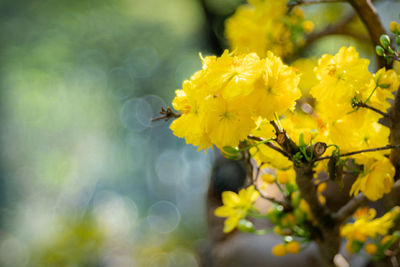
[1,0,400,266]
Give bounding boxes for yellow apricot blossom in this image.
[341,207,400,243]
[214,185,260,233]
[249,52,301,120]
[170,50,301,150]
[225,0,309,58]
[204,97,255,148]
[350,155,394,201]
[311,46,373,122]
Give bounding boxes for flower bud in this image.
[380,35,391,49]
[376,45,385,56]
[238,219,255,233]
[286,241,301,254]
[390,21,399,33]
[365,243,378,255]
[272,243,287,256]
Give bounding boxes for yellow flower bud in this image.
[381,235,392,246]
[365,243,378,255]
[390,21,398,33]
[302,21,314,34]
[272,243,287,256]
[277,171,289,184]
[262,173,276,184]
[286,241,301,254]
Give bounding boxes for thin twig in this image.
[249,158,289,207]
[151,107,181,122]
[333,193,368,223]
[247,135,291,159]
[314,144,400,161]
[354,102,390,118]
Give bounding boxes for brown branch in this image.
[333,193,368,223]
[391,86,400,181]
[314,144,400,161]
[269,121,299,157]
[354,102,390,118]
[348,0,388,69]
[247,135,291,159]
[151,107,181,122]
[249,156,291,208]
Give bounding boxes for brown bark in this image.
[348,0,388,69]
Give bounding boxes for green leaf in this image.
[223,146,239,155]
[299,132,306,148]
[378,83,390,89]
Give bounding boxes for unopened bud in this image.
[237,219,255,233]
[376,45,385,56]
[380,35,391,49]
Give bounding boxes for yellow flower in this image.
[214,185,260,233]
[366,68,400,111]
[204,50,263,98]
[291,58,318,95]
[249,51,301,120]
[350,155,394,201]
[341,207,400,242]
[204,97,255,148]
[170,81,212,151]
[311,46,373,122]
[170,50,300,151]
[225,0,309,58]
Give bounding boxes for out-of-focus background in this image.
[0,0,400,266]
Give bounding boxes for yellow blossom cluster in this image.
[309,46,400,201]
[214,185,260,233]
[341,207,400,254]
[225,0,313,58]
[170,50,301,150]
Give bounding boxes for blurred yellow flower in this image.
[341,207,400,243]
[214,185,260,233]
[350,155,394,201]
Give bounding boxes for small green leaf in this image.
[223,146,239,154]
[378,83,390,89]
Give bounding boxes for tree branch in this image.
[314,144,400,161]
[391,86,400,180]
[151,107,181,122]
[347,0,388,69]
[333,193,368,222]
[353,102,390,118]
[247,135,291,159]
